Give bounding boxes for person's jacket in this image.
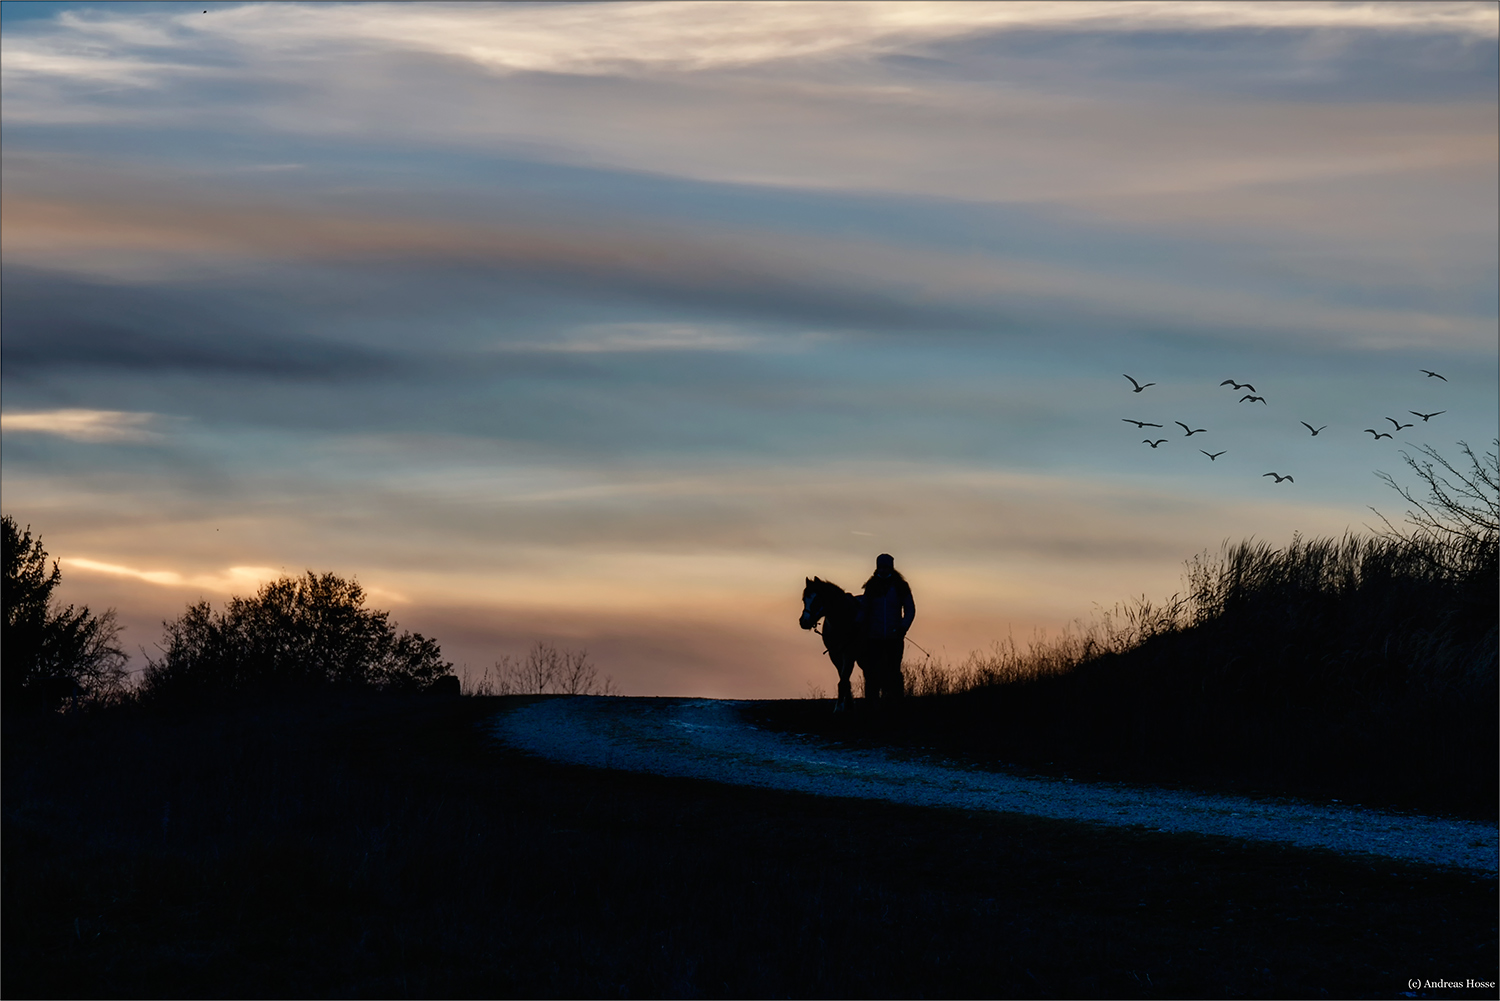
[859,575,915,640]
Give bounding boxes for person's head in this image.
[875,553,895,576]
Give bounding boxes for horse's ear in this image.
[806,577,812,584]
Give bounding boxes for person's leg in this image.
[888,638,906,699]
[868,639,898,699]
[865,640,883,699]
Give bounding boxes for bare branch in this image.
[1373,439,1499,545]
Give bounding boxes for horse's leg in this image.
[834,653,853,712]
[856,640,879,700]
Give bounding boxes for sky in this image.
[2,0,1496,697]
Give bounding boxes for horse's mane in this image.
[810,576,849,596]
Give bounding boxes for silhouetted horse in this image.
[799,577,866,712]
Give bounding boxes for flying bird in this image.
[1419,369,1447,381]
[1409,410,1445,422]
[1123,374,1156,393]
[1300,422,1328,436]
[1240,395,1267,404]
[1201,450,1226,460]
[1219,380,1256,391]
[1175,421,1207,436]
[1385,417,1414,431]
[1143,439,1168,448]
[1262,472,1294,483]
[1363,429,1393,439]
[1122,419,1163,428]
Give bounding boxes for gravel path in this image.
[492,696,1498,874]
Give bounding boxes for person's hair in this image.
[862,567,908,595]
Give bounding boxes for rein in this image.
[810,617,930,661]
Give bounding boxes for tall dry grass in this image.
[904,525,1495,706]
[902,590,1192,697]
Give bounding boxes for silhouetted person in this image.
[858,554,915,701]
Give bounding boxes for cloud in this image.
[253,1,1496,76]
[6,174,1490,353]
[60,556,409,604]
[8,2,1492,89]
[2,319,394,381]
[61,557,280,591]
[500,322,797,354]
[2,408,163,442]
[254,456,1348,576]
[2,267,398,380]
[4,3,1492,211]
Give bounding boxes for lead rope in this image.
[818,622,933,661]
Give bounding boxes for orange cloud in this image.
[62,558,283,592]
[61,557,410,605]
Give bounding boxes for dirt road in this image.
[492,697,1497,873]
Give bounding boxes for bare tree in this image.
[481,641,617,696]
[556,646,600,695]
[1374,439,1499,545]
[519,642,559,694]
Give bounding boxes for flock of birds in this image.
[1119,369,1450,485]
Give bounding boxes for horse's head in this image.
[799,577,824,631]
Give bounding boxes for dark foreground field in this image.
[4,695,1496,999]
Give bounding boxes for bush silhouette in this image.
[2,515,128,709]
[141,571,451,702]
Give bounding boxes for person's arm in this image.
[900,585,915,636]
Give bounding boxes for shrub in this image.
[1,515,128,709]
[140,571,451,702]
